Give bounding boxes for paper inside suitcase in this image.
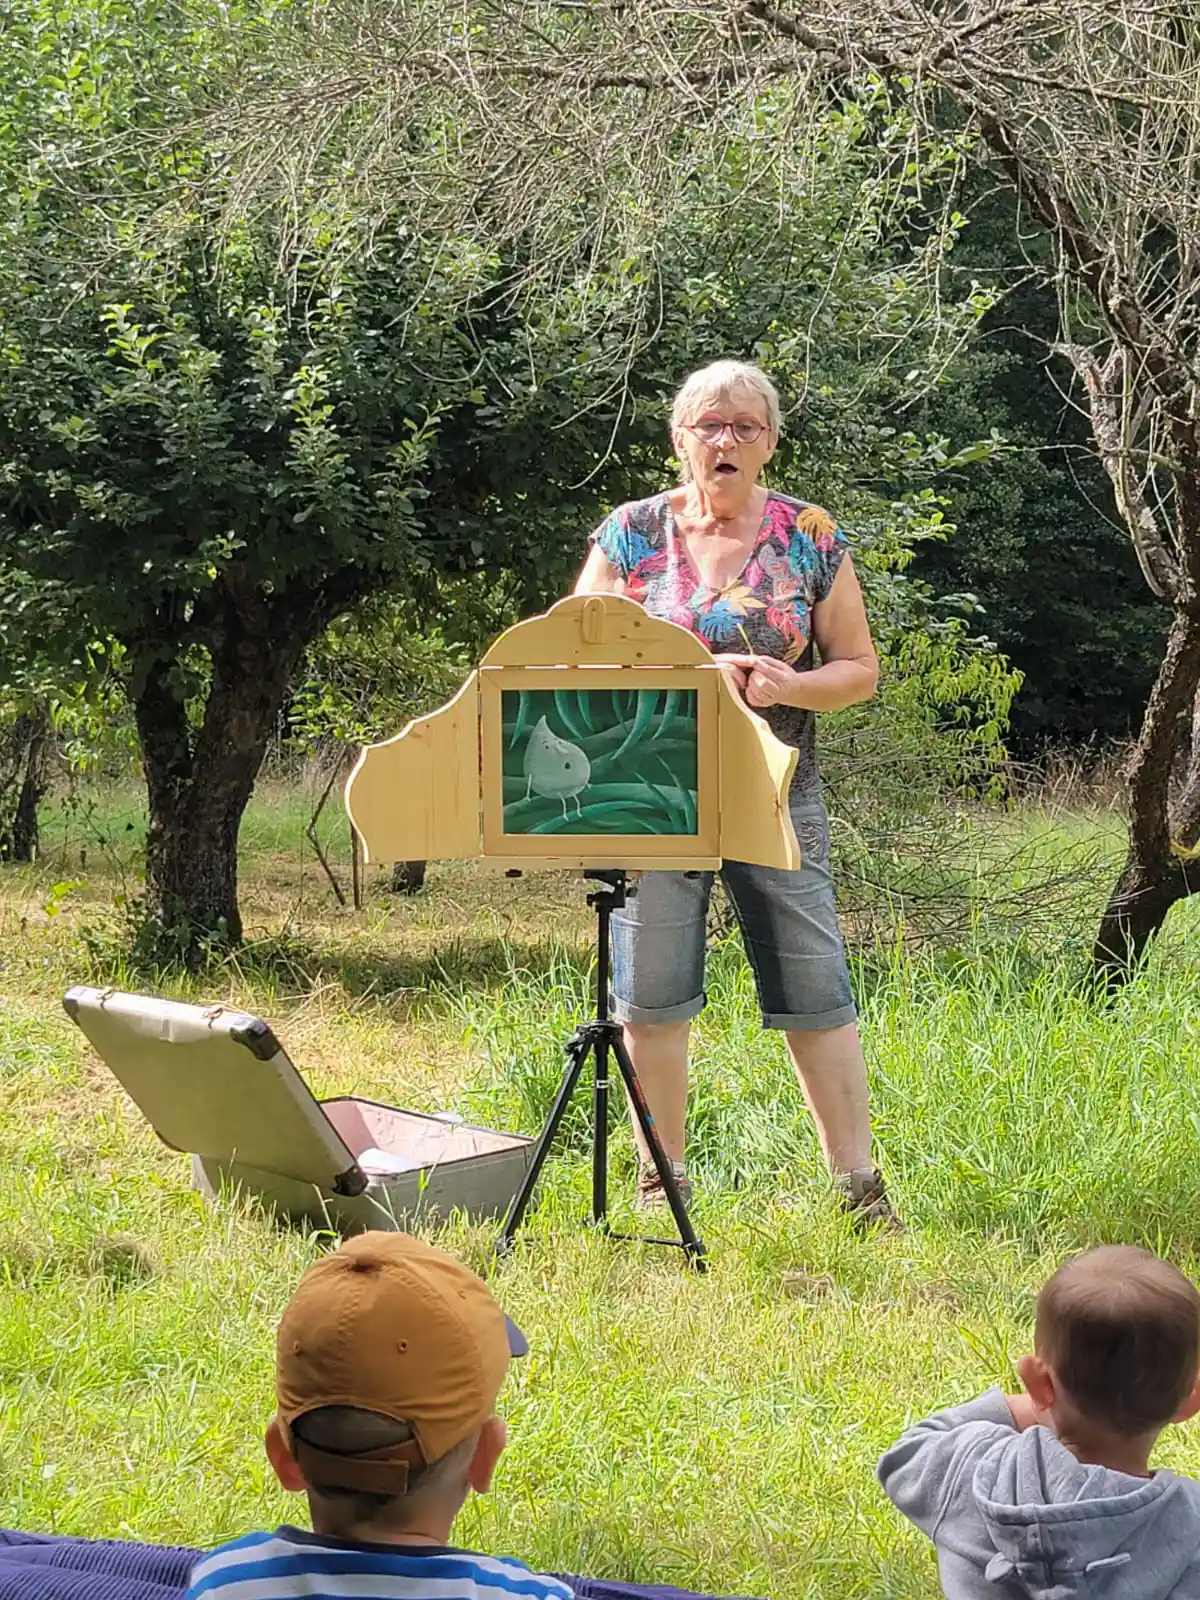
[62,985,532,1234]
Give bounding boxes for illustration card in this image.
[500,687,699,837]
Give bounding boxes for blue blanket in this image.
[0,1532,753,1600]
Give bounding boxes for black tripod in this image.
[496,870,707,1271]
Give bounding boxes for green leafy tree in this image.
[222,0,1200,977]
[0,3,1021,959]
[0,0,648,955]
[0,215,668,956]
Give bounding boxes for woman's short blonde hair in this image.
[669,360,782,436]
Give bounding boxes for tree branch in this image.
[1171,695,1200,853]
[1058,341,1179,602]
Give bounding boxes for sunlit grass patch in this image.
[0,781,1198,1597]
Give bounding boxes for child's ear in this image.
[265,1416,308,1493]
[1173,1374,1200,1424]
[466,1416,507,1495]
[1017,1353,1056,1415]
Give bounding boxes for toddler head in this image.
[1025,1245,1200,1440]
[265,1231,525,1538]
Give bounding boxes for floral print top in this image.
[590,490,849,801]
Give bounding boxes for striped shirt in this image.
[185,1528,575,1600]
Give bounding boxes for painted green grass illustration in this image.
[501,687,698,835]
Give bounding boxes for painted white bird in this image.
[523,716,591,819]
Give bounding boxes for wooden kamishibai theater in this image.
[345,593,802,875]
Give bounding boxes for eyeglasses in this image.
[685,418,769,445]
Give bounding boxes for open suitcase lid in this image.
[63,985,366,1197]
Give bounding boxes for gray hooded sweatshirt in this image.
[877,1389,1200,1598]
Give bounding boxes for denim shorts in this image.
[610,801,856,1032]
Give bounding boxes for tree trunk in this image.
[131,617,310,965]
[128,570,370,966]
[390,859,427,894]
[9,702,51,862]
[0,701,53,863]
[1092,600,1200,989]
[1093,856,1195,985]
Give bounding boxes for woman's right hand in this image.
[718,657,750,700]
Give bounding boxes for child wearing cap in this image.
[877,1244,1200,1598]
[185,1232,572,1600]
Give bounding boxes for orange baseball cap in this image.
[275,1231,526,1495]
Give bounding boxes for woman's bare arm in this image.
[574,544,626,596]
[808,557,879,706]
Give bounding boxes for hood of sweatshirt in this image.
[972,1426,1200,1598]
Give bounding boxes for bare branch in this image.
[197,0,1200,609]
[1059,342,1179,600]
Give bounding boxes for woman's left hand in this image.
[721,654,801,709]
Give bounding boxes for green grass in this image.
[1,779,1199,1597]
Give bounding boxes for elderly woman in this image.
[574,359,896,1227]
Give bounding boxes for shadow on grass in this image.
[235,931,591,1000]
[63,927,596,1019]
[0,1231,159,1294]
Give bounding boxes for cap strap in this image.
[291,1435,425,1495]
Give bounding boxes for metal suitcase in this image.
[63,985,532,1235]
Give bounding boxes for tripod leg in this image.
[497,1033,591,1258]
[592,1029,609,1227]
[611,1034,707,1272]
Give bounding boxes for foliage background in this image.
[0,0,1171,966]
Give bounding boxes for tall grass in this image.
[0,781,1198,1598]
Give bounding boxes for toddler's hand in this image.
[1005,1393,1040,1431]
